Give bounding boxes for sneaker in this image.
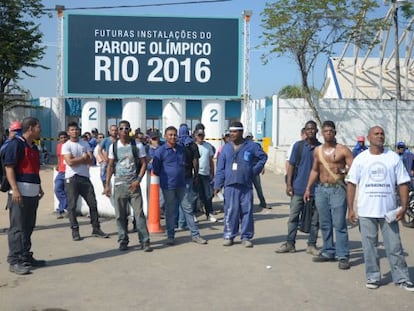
[275,243,296,253]
[242,240,253,248]
[56,213,65,219]
[260,203,272,209]
[338,258,350,270]
[22,257,46,268]
[366,280,380,289]
[398,281,414,292]
[166,238,175,246]
[143,242,153,252]
[193,215,199,223]
[72,229,82,241]
[92,228,109,238]
[208,215,217,223]
[192,235,208,245]
[9,263,31,275]
[306,245,320,256]
[119,243,128,251]
[312,254,335,262]
[223,239,233,246]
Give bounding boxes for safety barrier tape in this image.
[38,137,265,142]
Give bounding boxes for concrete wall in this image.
[268,97,414,174]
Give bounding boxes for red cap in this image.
[357,135,365,142]
[9,121,22,131]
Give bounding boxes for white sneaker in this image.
[398,281,414,292]
[208,215,217,223]
[366,280,379,289]
[193,215,198,223]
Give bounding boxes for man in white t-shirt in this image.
[62,121,109,241]
[346,126,414,291]
[104,120,152,252]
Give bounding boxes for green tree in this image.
[0,0,47,137]
[260,0,383,126]
[278,85,320,99]
[399,1,414,19]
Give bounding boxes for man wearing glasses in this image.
[105,120,152,252]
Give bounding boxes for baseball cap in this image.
[196,129,205,136]
[245,132,253,138]
[9,121,22,131]
[397,141,406,148]
[91,128,98,133]
[223,130,230,137]
[357,135,365,142]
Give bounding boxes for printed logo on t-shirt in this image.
[368,162,387,182]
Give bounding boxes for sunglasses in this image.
[119,127,130,131]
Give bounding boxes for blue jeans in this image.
[54,171,67,213]
[163,182,200,239]
[113,183,150,245]
[176,178,197,228]
[287,195,319,246]
[359,217,410,283]
[315,184,349,258]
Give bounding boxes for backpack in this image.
[112,139,142,177]
[0,137,24,192]
[293,140,305,179]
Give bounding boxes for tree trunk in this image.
[298,60,322,128]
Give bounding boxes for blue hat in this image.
[397,142,406,148]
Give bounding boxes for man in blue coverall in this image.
[214,121,268,247]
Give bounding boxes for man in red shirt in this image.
[55,131,68,219]
[4,117,45,275]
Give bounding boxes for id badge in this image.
[232,162,238,171]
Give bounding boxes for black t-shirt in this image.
[183,142,200,178]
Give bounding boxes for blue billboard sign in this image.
[65,14,241,98]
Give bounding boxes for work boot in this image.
[312,254,335,262]
[143,241,153,252]
[9,263,31,275]
[22,257,46,268]
[223,239,233,246]
[242,240,253,248]
[275,242,296,253]
[119,243,128,251]
[72,229,81,241]
[306,245,320,256]
[192,235,207,245]
[92,228,109,238]
[338,258,351,270]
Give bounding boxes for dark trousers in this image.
[253,174,266,206]
[198,174,214,216]
[65,174,100,230]
[7,195,39,265]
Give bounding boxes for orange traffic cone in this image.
[147,172,164,233]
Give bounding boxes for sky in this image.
[19,0,392,100]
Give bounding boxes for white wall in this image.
[268,97,414,174]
